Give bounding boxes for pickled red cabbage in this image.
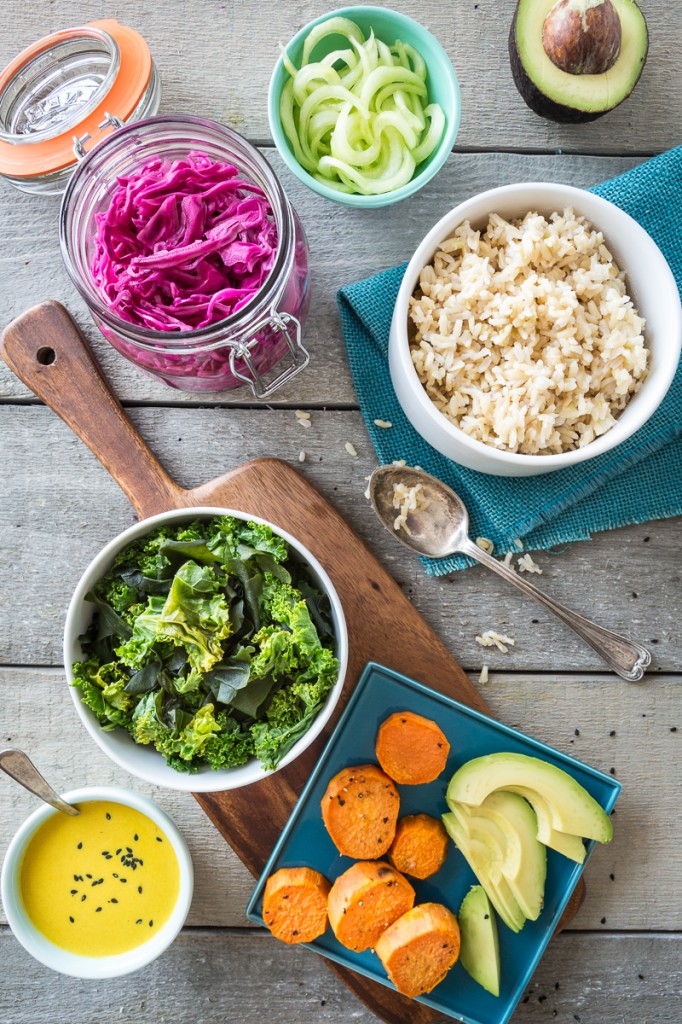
[91,152,278,332]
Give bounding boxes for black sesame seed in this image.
[638,974,644,980]
[610,873,615,881]
[106,812,111,820]
[113,873,118,878]
[575,1015,581,1022]
[111,898,118,904]
[358,793,364,798]
[441,943,448,949]
[555,982,560,990]
[136,919,143,925]
[337,797,345,806]
[70,889,77,895]
[156,837,163,843]
[134,834,139,842]
[539,995,547,1003]
[292,930,299,936]
[671,727,678,733]
[574,729,580,736]
[643,536,650,542]
[86,874,92,879]
[401,718,406,723]
[120,877,127,883]
[484,914,489,919]
[383,817,388,824]
[522,997,529,1004]
[632,591,638,598]
[610,767,616,775]
[81,895,86,902]
[601,917,606,924]
[95,907,102,913]
[115,848,121,855]
[149,920,154,927]
[77,842,82,850]
[531,618,539,624]
[609,730,616,737]
[69,916,74,924]
[138,886,143,894]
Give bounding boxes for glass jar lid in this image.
[0,20,152,179]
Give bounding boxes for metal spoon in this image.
[370,466,651,682]
[0,748,79,815]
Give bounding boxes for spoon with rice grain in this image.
[370,465,651,682]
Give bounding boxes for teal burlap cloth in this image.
[337,148,682,574]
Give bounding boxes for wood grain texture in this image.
[0,309,493,1024]
[0,153,646,406]
[2,669,679,931]
[0,0,676,159]
[1,406,678,672]
[1,927,680,1024]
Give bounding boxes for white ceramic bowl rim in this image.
[0,786,193,979]
[392,182,682,468]
[64,507,349,793]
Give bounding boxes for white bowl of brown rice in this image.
[389,183,681,476]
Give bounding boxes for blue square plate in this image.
[246,662,620,1024]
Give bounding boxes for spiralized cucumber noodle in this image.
[280,17,446,196]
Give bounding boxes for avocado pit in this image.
[543,0,622,76]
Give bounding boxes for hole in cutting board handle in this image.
[36,347,56,365]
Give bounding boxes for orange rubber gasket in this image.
[0,19,152,177]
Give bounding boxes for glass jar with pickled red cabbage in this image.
[59,115,310,395]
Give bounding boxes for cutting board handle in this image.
[1,301,184,517]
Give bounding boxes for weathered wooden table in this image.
[1,1,680,1021]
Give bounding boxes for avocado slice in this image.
[442,812,526,933]
[509,0,648,122]
[513,786,587,864]
[446,752,613,843]
[450,793,547,921]
[459,886,501,997]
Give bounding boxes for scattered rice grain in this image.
[298,450,306,463]
[479,664,489,684]
[475,630,516,654]
[518,553,543,574]
[374,419,393,429]
[392,481,430,532]
[475,536,494,555]
[345,441,358,457]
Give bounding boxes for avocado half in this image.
[509,0,649,123]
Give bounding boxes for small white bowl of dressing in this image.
[1,786,193,978]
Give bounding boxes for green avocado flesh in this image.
[448,792,547,922]
[442,813,526,933]
[446,752,613,843]
[513,787,587,863]
[459,886,501,997]
[512,0,648,118]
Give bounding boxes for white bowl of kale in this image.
[64,509,348,792]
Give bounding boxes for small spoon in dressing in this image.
[369,465,651,682]
[0,748,79,815]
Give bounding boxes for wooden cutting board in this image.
[1,301,584,1024]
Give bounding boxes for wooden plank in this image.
[0,406,678,672]
[0,927,680,1023]
[1,668,679,930]
[0,0,675,159]
[0,153,645,406]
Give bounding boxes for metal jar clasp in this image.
[229,311,309,398]
[72,112,124,160]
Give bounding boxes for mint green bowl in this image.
[268,6,461,208]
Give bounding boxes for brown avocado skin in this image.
[508,3,648,124]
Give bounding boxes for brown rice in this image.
[409,208,648,455]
